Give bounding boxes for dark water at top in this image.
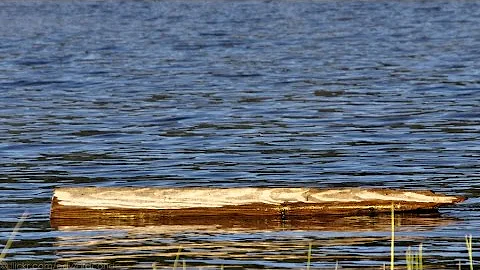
[1,0,480,269]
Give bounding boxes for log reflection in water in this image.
[52,213,459,269]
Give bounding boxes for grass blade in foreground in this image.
[307,242,312,270]
[391,203,395,270]
[406,244,423,270]
[466,234,473,270]
[0,212,28,261]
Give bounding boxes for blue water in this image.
[1,0,480,269]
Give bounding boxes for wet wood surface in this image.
[51,212,459,232]
[50,187,465,221]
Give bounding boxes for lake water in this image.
[1,0,480,269]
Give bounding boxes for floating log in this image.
[50,187,465,221]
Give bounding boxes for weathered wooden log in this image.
[50,187,465,221]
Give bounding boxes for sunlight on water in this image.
[0,0,479,268]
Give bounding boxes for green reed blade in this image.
[465,235,473,270]
[0,211,28,261]
[391,203,395,270]
[307,242,312,270]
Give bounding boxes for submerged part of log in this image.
[50,187,465,220]
[51,213,458,233]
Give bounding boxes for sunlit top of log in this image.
[51,187,465,220]
[53,187,462,209]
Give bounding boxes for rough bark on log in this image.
[50,187,464,220]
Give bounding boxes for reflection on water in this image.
[52,213,459,269]
[52,213,457,233]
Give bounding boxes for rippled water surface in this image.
[1,0,480,269]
